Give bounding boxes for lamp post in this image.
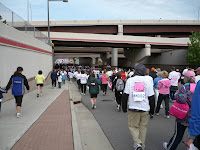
[47,0,68,68]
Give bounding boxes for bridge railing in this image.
[0,3,49,45]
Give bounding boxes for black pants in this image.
[115,91,123,105]
[149,95,155,115]
[155,94,169,116]
[167,122,187,150]
[14,95,23,106]
[77,80,81,90]
[52,79,56,87]
[102,84,107,94]
[81,84,86,94]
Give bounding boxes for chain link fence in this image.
[0,3,49,45]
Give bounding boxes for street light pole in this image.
[47,0,68,69]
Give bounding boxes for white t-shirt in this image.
[68,72,74,79]
[76,73,81,80]
[73,71,78,79]
[107,71,113,77]
[124,76,154,111]
[80,74,88,84]
[168,71,180,86]
[58,75,62,82]
[195,75,200,83]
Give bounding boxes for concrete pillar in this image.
[123,44,151,67]
[118,25,123,35]
[91,57,96,67]
[111,48,118,67]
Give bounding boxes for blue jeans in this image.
[58,82,61,88]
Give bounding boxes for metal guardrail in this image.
[0,3,49,45]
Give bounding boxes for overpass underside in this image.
[47,31,189,68]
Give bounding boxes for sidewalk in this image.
[0,81,113,150]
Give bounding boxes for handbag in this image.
[169,101,189,119]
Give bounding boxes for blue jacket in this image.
[0,87,7,99]
[188,81,200,139]
[153,77,162,89]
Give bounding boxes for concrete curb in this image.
[67,81,83,150]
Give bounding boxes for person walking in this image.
[100,70,109,95]
[163,70,196,150]
[87,72,101,109]
[61,71,67,84]
[80,70,88,95]
[0,84,7,112]
[35,70,45,97]
[5,67,30,118]
[114,72,125,111]
[155,71,171,118]
[185,80,200,149]
[122,64,154,150]
[51,69,57,88]
[57,73,62,88]
[169,67,180,102]
[153,71,163,108]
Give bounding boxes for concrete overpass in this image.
[30,20,200,67]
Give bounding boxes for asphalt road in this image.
[81,86,188,150]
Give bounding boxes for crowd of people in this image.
[0,64,200,150]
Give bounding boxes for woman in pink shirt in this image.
[155,70,171,118]
[100,70,109,95]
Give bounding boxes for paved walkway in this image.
[0,84,71,150]
[11,90,73,150]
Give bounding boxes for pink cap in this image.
[176,69,179,71]
[195,67,200,72]
[184,71,195,81]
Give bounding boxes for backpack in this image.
[116,79,124,91]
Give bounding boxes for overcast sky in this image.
[0,0,200,21]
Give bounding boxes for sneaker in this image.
[164,115,170,119]
[103,92,105,96]
[40,94,43,96]
[94,104,96,109]
[83,93,86,96]
[163,142,168,150]
[16,113,22,118]
[155,113,159,116]
[92,104,95,109]
[117,105,121,112]
[37,94,39,97]
[150,114,154,119]
[134,144,143,150]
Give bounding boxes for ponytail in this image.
[14,67,23,75]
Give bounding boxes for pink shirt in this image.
[100,74,109,84]
[158,79,171,94]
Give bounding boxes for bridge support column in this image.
[111,48,118,68]
[124,44,151,67]
[91,57,96,67]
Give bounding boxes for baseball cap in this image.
[151,67,155,71]
[195,67,200,72]
[184,70,195,81]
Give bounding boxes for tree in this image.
[0,15,7,24]
[186,32,200,67]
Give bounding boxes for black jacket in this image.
[51,72,57,80]
[6,72,30,91]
